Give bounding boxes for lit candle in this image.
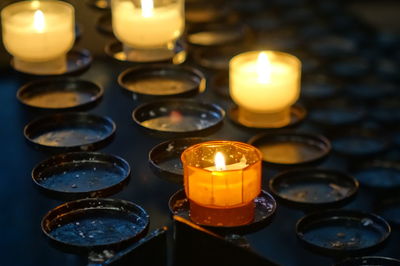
[112,0,184,48]
[230,51,301,127]
[1,1,75,74]
[181,141,262,226]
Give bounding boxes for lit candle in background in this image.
[112,0,184,48]
[181,141,262,226]
[1,0,75,74]
[230,51,301,128]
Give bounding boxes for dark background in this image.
[0,0,399,265]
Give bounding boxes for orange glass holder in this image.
[181,141,262,226]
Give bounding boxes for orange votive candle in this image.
[181,141,262,226]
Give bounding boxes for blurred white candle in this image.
[112,0,184,48]
[1,0,75,63]
[230,51,301,127]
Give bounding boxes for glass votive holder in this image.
[229,51,301,128]
[1,0,75,74]
[181,141,262,226]
[111,0,185,62]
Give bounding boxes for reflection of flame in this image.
[141,0,154,18]
[257,52,271,84]
[33,10,45,33]
[169,110,183,123]
[214,152,226,171]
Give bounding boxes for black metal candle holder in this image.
[24,112,116,151]
[350,160,400,192]
[11,49,92,76]
[269,168,359,209]
[229,104,307,130]
[187,23,251,47]
[105,40,187,64]
[248,132,331,166]
[41,198,149,253]
[118,64,206,99]
[169,189,277,235]
[334,256,400,266]
[132,99,225,138]
[32,152,130,200]
[17,79,103,111]
[296,210,391,257]
[148,137,210,184]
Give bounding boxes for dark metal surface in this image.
[1,0,400,265]
[148,137,210,184]
[24,112,116,151]
[118,64,206,98]
[132,99,225,137]
[169,189,277,235]
[334,256,400,266]
[17,79,103,111]
[41,198,149,253]
[32,152,130,200]
[296,210,391,257]
[248,132,331,166]
[11,49,92,76]
[269,168,359,209]
[229,105,307,129]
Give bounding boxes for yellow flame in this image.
[214,152,226,171]
[141,0,154,18]
[257,52,271,84]
[33,10,45,33]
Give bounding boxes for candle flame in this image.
[141,0,154,18]
[257,52,271,84]
[33,10,45,33]
[214,152,226,171]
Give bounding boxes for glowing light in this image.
[141,0,154,18]
[31,1,40,9]
[214,152,226,171]
[257,52,271,84]
[33,10,45,33]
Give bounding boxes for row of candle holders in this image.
[3,0,400,264]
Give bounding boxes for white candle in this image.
[229,51,301,127]
[112,0,184,48]
[1,1,75,62]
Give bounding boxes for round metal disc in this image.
[169,189,276,234]
[17,79,103,110]
[118,64,205,97]
[187,23,249,47]
[269,168,358,209]
[42,198,149,253]
[248,132,331,166]
[104,41,186,64]
[351,161,400,190]
[296,210,391,256]
[148,137,209,183]
[335,256,400,266]
[24,113,116,151]
[132,99,225,137]
[32,152,130,200]
[11,49,92,76]
[331,129,389,158]
[229,105,307,129]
